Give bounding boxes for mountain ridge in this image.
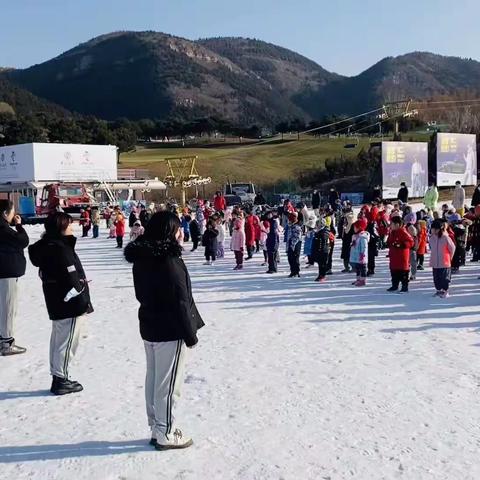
[3,31,480,124]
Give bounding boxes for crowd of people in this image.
[164,185,480,300]
[1,181,480,450]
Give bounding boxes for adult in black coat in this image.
[124,211,204,449]
[139,206,151,227]
[125,212,204,347]
[372,185,382,202]
[0,200,29,356]
[29,212,93,395]
[472,184,480,207]
[129,209,139,228]
[189,218,201,252]
[398,182,409,204]
[328,188,340,210]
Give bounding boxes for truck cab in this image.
[37,183,93,216]
[224,182,256,204]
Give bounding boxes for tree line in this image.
[0,111,270,151]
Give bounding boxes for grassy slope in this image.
[121,136,378,189]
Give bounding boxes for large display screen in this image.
[382,142,428,199]
[437,133,477,186]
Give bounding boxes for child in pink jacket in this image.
[230,214,246,270]
[429,219,456,298]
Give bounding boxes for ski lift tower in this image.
[380,99,418,136]
[161,156,211,205]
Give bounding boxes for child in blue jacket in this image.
[349,219,370,286]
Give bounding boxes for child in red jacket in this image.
[114,212,126,248]
[416,220,428,270]
[386,216,415,293]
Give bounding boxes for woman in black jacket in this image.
[0,200,29,356]
[125,211,204,451]
[29,213,93,396]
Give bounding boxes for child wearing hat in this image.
[386,216,415,293]
[349,218,369,286]
[430,219,456,297]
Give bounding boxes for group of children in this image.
[177,195,480,299]
[335,199,480,298]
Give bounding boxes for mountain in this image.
[197,37,340,97]
[0,74,69,117]
[7,31,335,124]
[296,52,480,117]
[5,33,480,124]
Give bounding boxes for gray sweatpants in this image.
[144,339,187,440]
[0,278,18,340]
[410,250,417,278]
[50,316,83,379]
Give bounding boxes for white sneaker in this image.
[155,429,193,450]
[203,261,211,265]
[211,262,215,266]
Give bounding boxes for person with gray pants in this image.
[0,200,29,356]
[125,211,205,451]
[29,212,94,395]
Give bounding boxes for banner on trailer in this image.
[436,133,477,186]
[0,143,117,183]
[382,142,428,199]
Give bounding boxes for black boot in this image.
[50,376,83,396]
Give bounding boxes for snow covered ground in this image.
[2,225,480,480]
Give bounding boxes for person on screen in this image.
[411,157,426,198]
[463,144,476,186]
[397,182,409,204]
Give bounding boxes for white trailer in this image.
[0,143,166,222]
[0,143,118,183]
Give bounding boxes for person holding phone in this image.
[29,212,93,395]
[0,200,29,356]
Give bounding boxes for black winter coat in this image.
[202,228,218,254]
[139,210,151,227]
[124,237,205,347]
[398,186,409,203]
[28,235,93,320]
[311,192,321,209]
[472,187,480,207]
[328,191,340,207]
[266,218,279,252]
[0,217,29,278]
[189,219,201,241]
[312,227,330,261]
[129,211,138,228]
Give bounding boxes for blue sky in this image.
[1,0,477,76]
